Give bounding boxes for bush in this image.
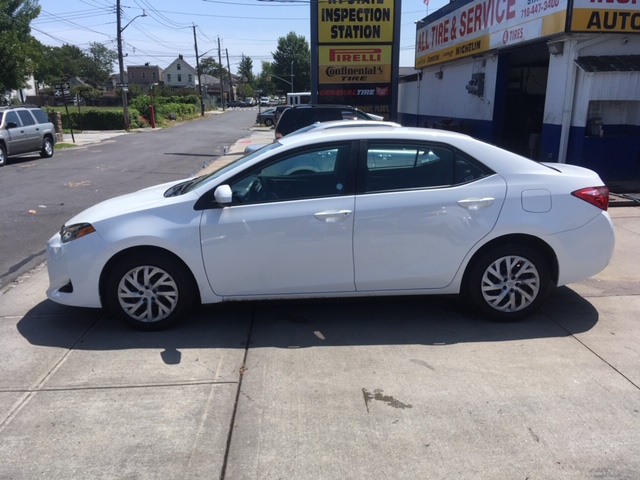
[59,108,143,130]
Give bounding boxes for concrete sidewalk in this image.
[1,208,639,479]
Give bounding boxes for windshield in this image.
[182,141,283,193]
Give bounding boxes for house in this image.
[127,63,163,90]
[164,54,197,89]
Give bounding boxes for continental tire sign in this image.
[313,0,400,120]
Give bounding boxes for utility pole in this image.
[116,0,129,130]
[116,1,146,130]
[193,25,205,116]
[225,48,234,102]
[218,37,225,111]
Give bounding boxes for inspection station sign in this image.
[313,0,401,120]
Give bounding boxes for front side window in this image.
[364,142,490,193]
[229,143,352,204]
[5,111,20,126]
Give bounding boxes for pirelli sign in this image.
[319,46,392,83]
[312,0,401,120]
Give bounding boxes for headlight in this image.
[60,223,96,243]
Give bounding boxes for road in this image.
[0,108,256,290]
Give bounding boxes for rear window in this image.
[29,108,50,124]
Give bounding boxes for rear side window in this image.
[364,142,492,193]
[17,110,35,126]
[29,109,50,124]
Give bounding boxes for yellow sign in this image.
[571,8,640,32]
[319,45,392,83]
[416,35,491,68]
[318,0,395,43]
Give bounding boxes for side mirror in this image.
[214,184,233,204]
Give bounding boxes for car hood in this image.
[64,179,193,226]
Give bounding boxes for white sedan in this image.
[46,126,615,330]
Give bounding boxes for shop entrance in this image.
[496,42,550,159]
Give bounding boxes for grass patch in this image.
[55,143,77,150]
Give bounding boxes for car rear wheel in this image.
[464,244,550,321]
[0,144,6,167]
[40,137,54,158]
[105,252,195,330]
[264,118,274,127]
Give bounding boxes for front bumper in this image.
[46,230,113,308]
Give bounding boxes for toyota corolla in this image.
[47,126,615,330]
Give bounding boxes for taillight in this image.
[275,131,282,140]
[571,186,609,211]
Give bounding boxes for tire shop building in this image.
[399,0,640,181]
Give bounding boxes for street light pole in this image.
[116,0,146,130]
[290,61,294,93]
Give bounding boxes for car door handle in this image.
[314,210,352,223]
[457,197,495,210]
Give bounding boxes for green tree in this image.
[255,61,275,96]
[83,43,117,86]
[237,54,253,84]
[0,0,42,92]
[199,57,227,78]
[271,32,310,93]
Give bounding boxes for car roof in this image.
[274,125,550,175]
[287,120,401,136]
[288,104,355,109]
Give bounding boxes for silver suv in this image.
[0,105,56,167]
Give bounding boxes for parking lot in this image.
[0,203,637,479]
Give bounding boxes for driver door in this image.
[200,142,357,297]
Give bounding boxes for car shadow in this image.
[16,286,598,352]
[3,153,42,166]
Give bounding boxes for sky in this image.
[30,0,449,77]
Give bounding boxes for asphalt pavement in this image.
[1,118,640,479]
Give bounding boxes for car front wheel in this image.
[105,252,195,330]
[40,137,54,158]
[464,245,551,321]
[264,118,274,127]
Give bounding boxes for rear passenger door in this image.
[353,140,507,291]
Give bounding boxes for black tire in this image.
[264,118,274,127]
[0,144,6,167]
[464,244,551,321]
[40,137,54,158]
[105,252,195,330]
